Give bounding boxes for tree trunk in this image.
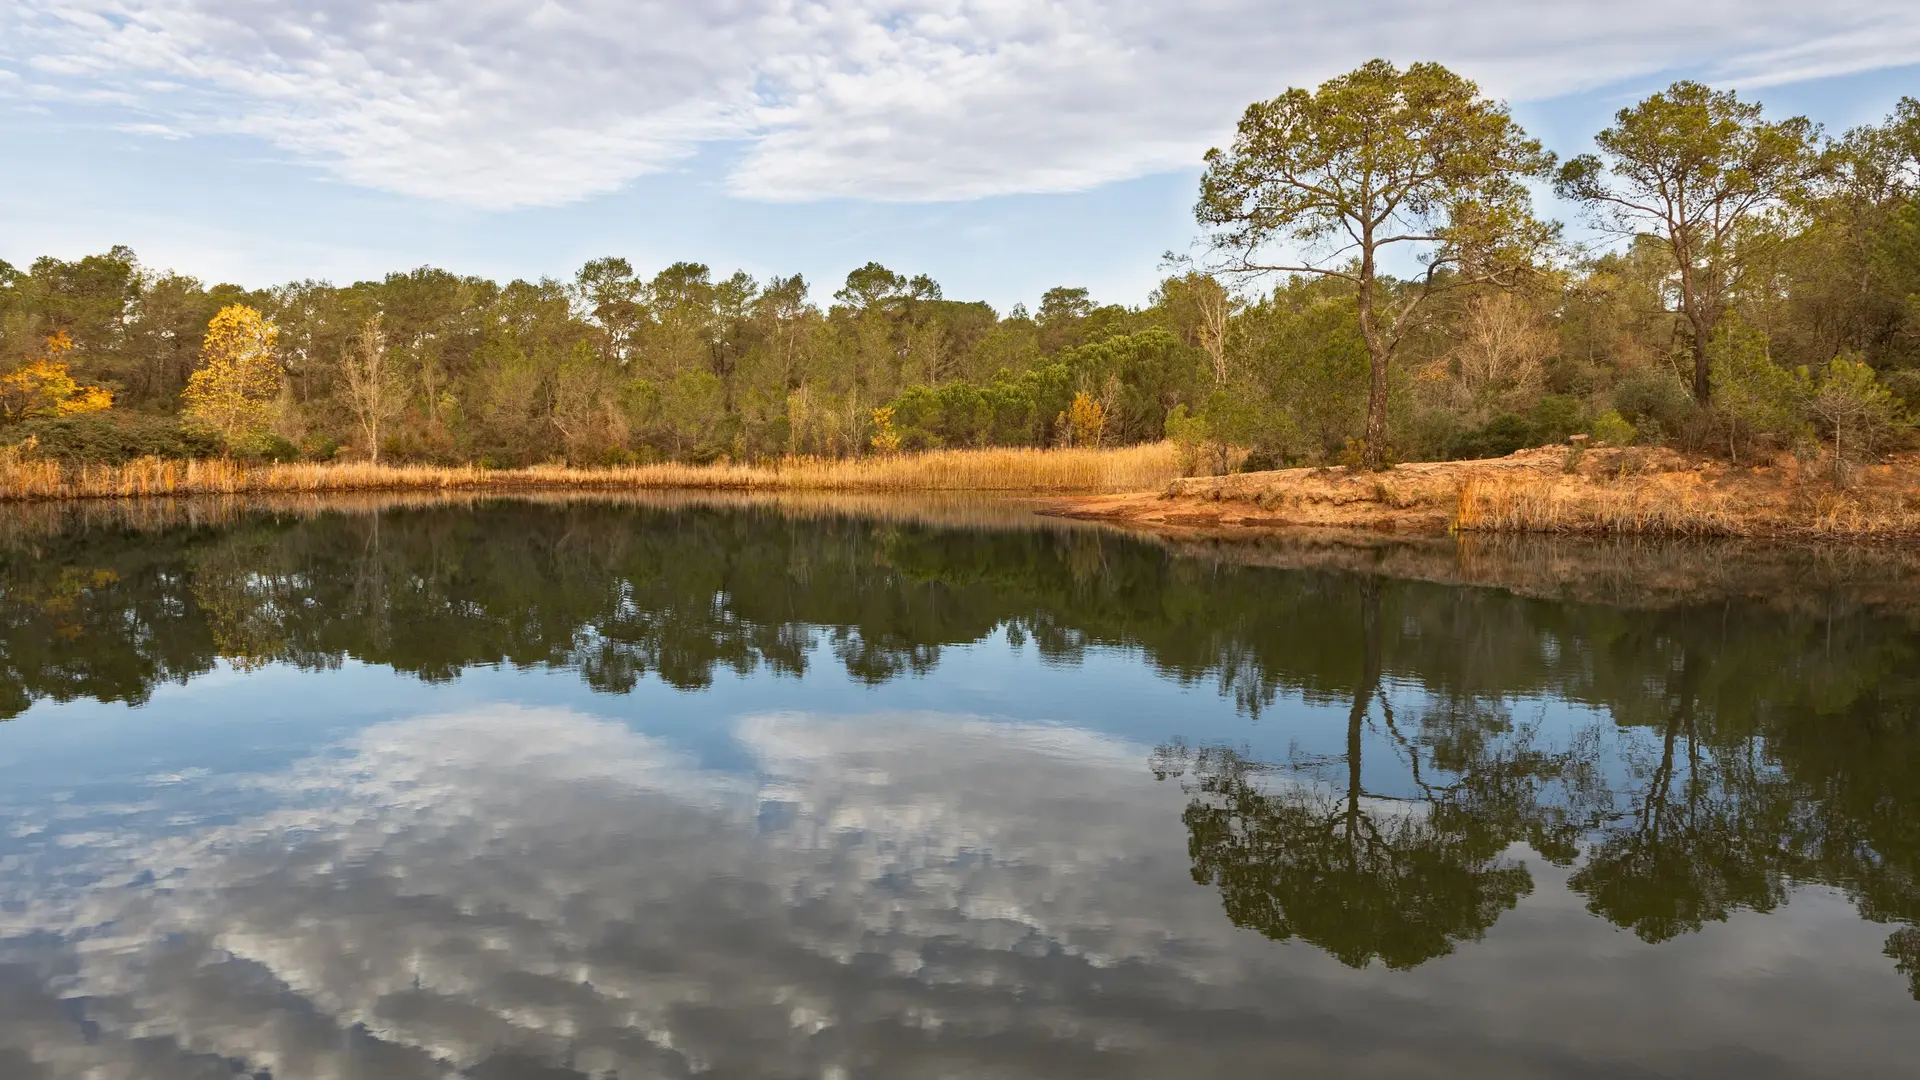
[1673,238,1713,406]
[1354,268,1392,469]
[1689,313,1712,406]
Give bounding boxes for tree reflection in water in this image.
[4,498,1920,995]
[1152,571,1920,996]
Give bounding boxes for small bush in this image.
[3,412,220,464]
[1451,413,1534,460]
[1811,354,1909,466]
[1613,368,1695,437]
[1239,448,1283,473]
[1165,404,1217,475]
[235,433,301,464]
[301,435,343,462]
[1589,409,1636,446]
[1527,394,1586,444]
[1336,436,1396,471]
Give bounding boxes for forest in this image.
[2,64,1918,473]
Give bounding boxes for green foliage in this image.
[1589,409,1636,446]
[1233,280,1371,462]
[1452,413,1535,460]
[1165,403,1229,475]
[1199,58,1556,468]
[3,411,220,464]
[238,433,302,464]
[1557,80,1824,404]
[1811,354,1909,464]
[880,329,1201,451]
[1708,317,1811,459]
[1528,394,1586,444]
[1612,369,1696,444]
[1447,395,1589,460]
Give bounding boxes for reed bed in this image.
[0,442,1183,503]
[1453,474,1744,537]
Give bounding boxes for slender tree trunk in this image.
[1673,236,1713,406]
[1355,266,1392,469]
[1688,312,1712,406]
[1200,284,1230,383]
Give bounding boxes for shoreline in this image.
[4,442,1919,543]
[1044,445,1920,542]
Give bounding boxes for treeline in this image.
[2,68,1918,470]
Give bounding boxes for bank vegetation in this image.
[0,442,1182,501]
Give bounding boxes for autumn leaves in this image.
[0,332,113,424]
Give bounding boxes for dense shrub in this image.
[3,412,220,464]
[1446,395,1593,460]
[1527,394,1587,444]
[1612,368,1696,444]
[1451,413,1535,459]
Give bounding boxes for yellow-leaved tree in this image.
[1059,391,1107,448]
[869,406,902,454]
[0,332,114,422]
[182,305,282,452]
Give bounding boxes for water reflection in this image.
[3,497,1920,1075]
[1150,571,1920,998]
[1154,581,1590,970]
[4,706,1915,1078]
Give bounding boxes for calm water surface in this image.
[2,497,1918,1078]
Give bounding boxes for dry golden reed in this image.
[0,443,1182,503]
[1453,474,1742,537]
[1450,463,1920,539]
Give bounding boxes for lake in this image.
[1,495,1917,1078]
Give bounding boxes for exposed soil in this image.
[1043,445,1920,542]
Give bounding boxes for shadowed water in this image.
[1,497,1917,1078]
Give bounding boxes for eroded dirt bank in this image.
[1044,446,1920,541]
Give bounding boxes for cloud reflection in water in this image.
[0,705,1913,1078]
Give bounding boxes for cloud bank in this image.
[3,2,1918,209]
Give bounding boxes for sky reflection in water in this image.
[1,497,1917,1078]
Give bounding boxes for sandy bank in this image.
[1044,445,1920,541]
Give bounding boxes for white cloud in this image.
[2,2,1917,206]
[111,120,186,138]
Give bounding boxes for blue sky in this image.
[2,2,1917,311]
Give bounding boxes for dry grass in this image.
[1452,452,1920,538]
[0,443,1183,503]
[1453,472,1745,537]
